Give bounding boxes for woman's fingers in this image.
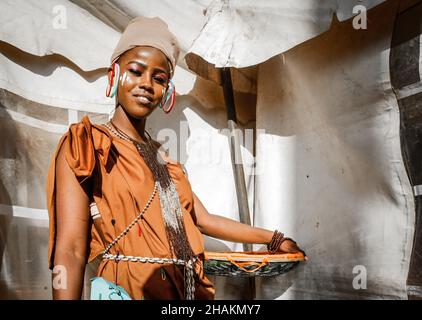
[279,239,298,252]
[279,239,308,260]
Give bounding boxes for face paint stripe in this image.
[120,72,127,86]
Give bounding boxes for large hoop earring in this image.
[106,63,120,98]
[159,79,176,114]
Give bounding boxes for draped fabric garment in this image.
[46,116,215,300]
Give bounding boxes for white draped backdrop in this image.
[0,0,416,299]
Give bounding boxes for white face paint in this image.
[120,71,130,86]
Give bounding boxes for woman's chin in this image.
[126,105,156,119]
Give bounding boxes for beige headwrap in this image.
[111,16,180,77]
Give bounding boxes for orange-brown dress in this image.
[46,116,215,300]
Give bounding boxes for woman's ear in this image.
[107,67,114,84]
[106,67,114,97]
[106,63,120,98]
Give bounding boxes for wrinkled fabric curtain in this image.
[254,0,413,299]
[1,0,414,300]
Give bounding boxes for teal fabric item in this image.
[90,277,132,300]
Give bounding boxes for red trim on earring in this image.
[106,83,112,97]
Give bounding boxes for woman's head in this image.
[108,17,180,119]
[110,46,171,119]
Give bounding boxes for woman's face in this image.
[110,46,171,119]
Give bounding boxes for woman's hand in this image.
[278,238,308,260]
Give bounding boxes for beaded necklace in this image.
[102,121,196,263]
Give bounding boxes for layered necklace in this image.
[103,120,195,263]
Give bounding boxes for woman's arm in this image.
[192,192,306,255]
[52,143,91,299]
[193,193,273,244]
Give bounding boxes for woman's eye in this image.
[129,68,141,76]
[154,77,166,84]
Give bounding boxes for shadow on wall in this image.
[0,90,67,299]
[147,76,256,166]
[256,0,410,299]
[0,40,105,82]
[0,104,21,299]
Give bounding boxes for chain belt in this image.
[100,181,197,300]
[102,253,198,300]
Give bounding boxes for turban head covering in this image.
[111,16,180,77]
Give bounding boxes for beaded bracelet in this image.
[267,230,285,253]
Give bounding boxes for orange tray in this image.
[203,251,305,277]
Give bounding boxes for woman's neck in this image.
[111,105,148,143]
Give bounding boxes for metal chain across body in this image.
[103,123,198,300]
[101,182,158,256]
[102,202,197,300]
[103,121,196,262]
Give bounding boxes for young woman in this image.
[46,16,306,300]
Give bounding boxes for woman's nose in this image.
[139,73,153,91]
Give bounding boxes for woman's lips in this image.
[133,94,152,106]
